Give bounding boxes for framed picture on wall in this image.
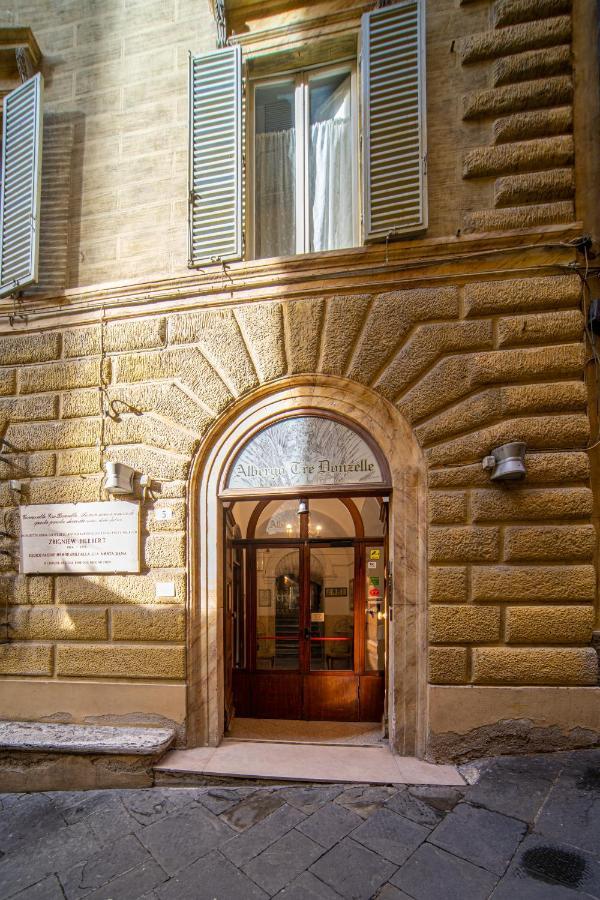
[259,589,271,607]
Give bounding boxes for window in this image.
[251,65,358,258]
[189,0,426,266]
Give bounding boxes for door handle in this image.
[304,628,311,640]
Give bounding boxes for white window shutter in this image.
[362,1,427,241]
[0,72,44,296]
[189,46,243,266]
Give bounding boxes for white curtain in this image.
[255,129,295,259]
[310,116,353,252]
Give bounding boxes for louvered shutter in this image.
[362,1,427,241]
[0,73,44,296]
[189,46,243,265]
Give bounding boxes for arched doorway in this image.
[187,378,426,756]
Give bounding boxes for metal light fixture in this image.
[297,498,309,515]
[482,442,527,482]
[103,462,136,495]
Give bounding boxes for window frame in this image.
[246,58,360,261]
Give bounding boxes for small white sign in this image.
[368,561,377,569]
[155,581,176,598]
[311,612,325,623]
[20,501,140,574]
[154,508,173,521]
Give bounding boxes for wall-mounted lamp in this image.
[103,462,136,495]
[482,442,527,482]
[297,498,309,515]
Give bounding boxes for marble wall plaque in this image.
[227,415,384,489]
[20,501,140,574]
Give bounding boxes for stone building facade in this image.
[0,0,599,766]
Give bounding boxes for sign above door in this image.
[225,415,387,490]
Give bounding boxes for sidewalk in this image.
[1,748,599,899]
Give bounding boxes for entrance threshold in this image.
[154,738,464,787]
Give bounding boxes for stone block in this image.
[19,359,101,394]
[104,414,197,456]
[429,527,500,563]
[494,168,574,207]
[464,202,574,233]
[168,309,258,396]
[472,486,593,522]
[0,395,59,423]
[0,332,60,365]
[106,383,213,437]
[9,607,107,641]
[56,573,186,605]
[493,106,572,143]
[429,492,468,524]
[429,450,589,488]
[471,564,595,602]
[464,274,580,316]
[429,648,468,684]
[319,295,371,377]
[56,448,102,476]
[55,645,186,679]
[0,644,53,675]
[428,567,468,603]
[505,605,594,643]
[460,16,572,64]
[497,309,582,346]
[104,446,189,482]
[463,135,573,176]
[286,298,325,375]
[112,606,185,641]
[106,317,167,353]
[505,524,595,561]
[5,420,101,451]
[494,0,572,28]
[430,606,501,643]
[28,476,104,505]
[472,647,597,684]
[144,533,186,568]
[235,302,287,383]
[493,44,571,87]
[145,501,186,532]
[0,369,16,395]
[62,325,101,357]
[62,389,102,418]
[1,575,53,605]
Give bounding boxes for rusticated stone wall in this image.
[0,270,597,696]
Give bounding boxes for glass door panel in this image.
[365,545,385,671]
[309,545,355,671]
[256,546,300,670]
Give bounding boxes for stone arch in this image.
[186,375,427,756]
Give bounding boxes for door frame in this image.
[186,377,427,755]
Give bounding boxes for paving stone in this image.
[221,803,305,867]
[8,875,65,900]
[221,790,284,831]
[407,785,465,813]
[157,849,268,900]
[74,794,143,844]
[335,786,398,818]
[280,786,344,815]
[466,756,558,823]
[0,793,66,852]
[491,833,600,898]
[138,804,234,875]
[196,788,246,815]
[296,802,363,849]
[243,828,324,895]
[391,843,498,900]
[351,808,429,865]
[310,837,397,900]
[120,788,194,825]
[534,775,600,857]
[429,802,526,876]
[0,821,100,897]
[59,833,150,899]
[385,788,444,828]
[75,858,168,900]
[275,870,343,899]
[375,885,414,900]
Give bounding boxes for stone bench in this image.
[0,721,176,792]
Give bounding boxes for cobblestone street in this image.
[1,749,600,899]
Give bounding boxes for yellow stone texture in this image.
[112,607,185,641]
[428,647,469,684]
[472,648,598,685]
[0,332,60,365]
[463,83,573,124]
[28,477,104,505]
[57,448,102,476]
[1,575,53,605]
[472,487,593,522]
[428,451,589,489]
[55,645,185,679]
[0,644,53,675]
[464,274,580,316]
[234,302,287,383]
[460,16,572,64]
[319,295,371,376]
[428,492,468,524]
[106,383,213,436]
[429,605,501,643]
[62,389,102,418]
[429,527,500,563]
[428,567,468,603]
[144,533,186,568]
[464,202,574,233]
[495,0,571,28]
[104,446,190,482]
[472,565,595,602]
[504,525,596,561]
[19,359,102,394]
[493,106,572,143]
[492,46,571,87]
[497,310,582,347]
[145,501,186,532]
[5,420,101,452]
[506,606,595,644]
[0,395,59,422]
[9,607,108,641]
[0,453,55,479]
[287,298,325,375]
[56,573,186,605]
[0,369,16,395]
